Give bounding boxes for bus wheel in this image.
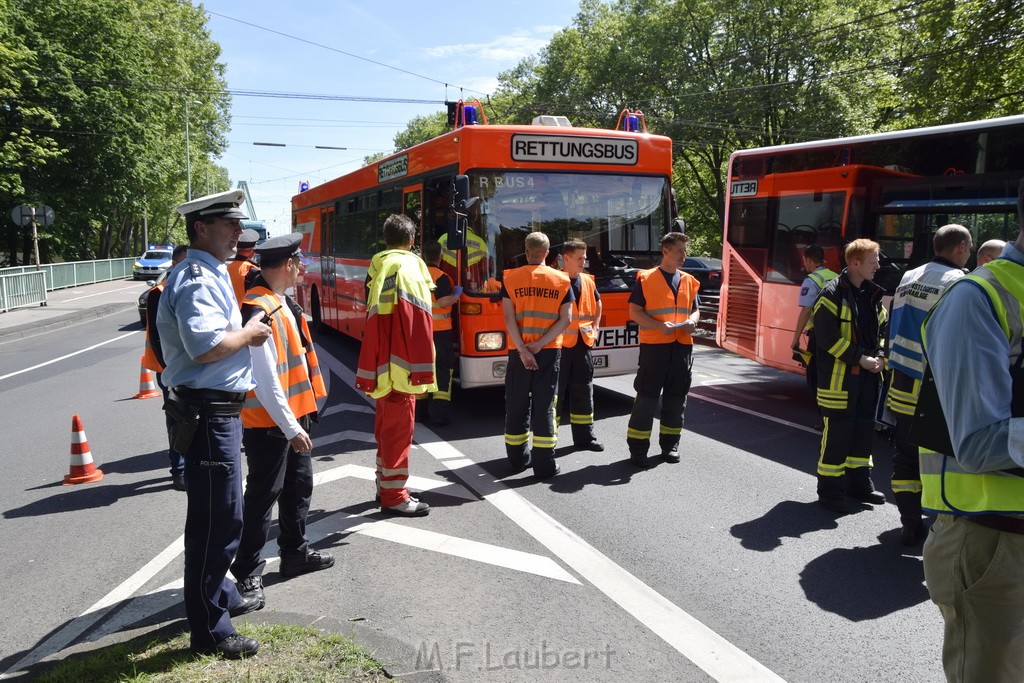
[311,287,325,333]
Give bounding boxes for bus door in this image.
[320,206,336,328]
[403,185,423,240]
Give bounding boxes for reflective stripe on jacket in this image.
[439,232,487,268]
[636,268,699,345]
[427,265,453,332]
[921,259,1024,514]
[355,249,437,398]
[241,288,327,428]
[563,273,597,349]
[503,264,571,350]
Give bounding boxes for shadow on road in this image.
[730,500,840,551]
[799,536,929,620]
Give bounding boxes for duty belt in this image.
[963,514,1024,536]
[173,386,246,402]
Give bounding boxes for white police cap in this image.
[176,189,249,220]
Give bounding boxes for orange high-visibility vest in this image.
[241,287,327,428]
[636,268,700,345]
[427,265,453,332]
[563,273,598,349]
[142,282,166,372]
[503,264,571,350]
[227,257,259,307]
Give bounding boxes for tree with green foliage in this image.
[1,0,230,263]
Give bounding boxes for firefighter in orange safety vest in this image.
[626,232,700,468]
[556,239,604,452]
[501,231,573,479]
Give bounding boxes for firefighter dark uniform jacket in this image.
[811,270,887,415]
[142,281,168,373]
[355,249,437,399]
[240,287,327,428]
[921,258,1024,515]
[427,265,453,332]
[563,273,598,348]
[635,268,700,345]
[227,256,260,306]
[503,264,571,349]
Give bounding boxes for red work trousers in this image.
[375,390,417,507]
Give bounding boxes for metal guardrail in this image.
[0,271,47,312]
[0,258,135,313]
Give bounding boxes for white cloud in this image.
[423,28,556,64]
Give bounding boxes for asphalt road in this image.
[0,307,945,681]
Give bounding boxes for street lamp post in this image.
[184,99,201,201]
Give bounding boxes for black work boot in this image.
[817,474,861,514]
[846,467,886,504]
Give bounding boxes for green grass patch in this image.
[36,623,390,682]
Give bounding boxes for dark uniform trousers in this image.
[627,342,693,457]
[557,341,597,445]
[890,369,922,526]
[817,371,879,498]
[505,347,560,477]
[231,418,315,581]
[429,328,455,423]
[183,414,244,650]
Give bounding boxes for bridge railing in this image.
[0,258,135,313]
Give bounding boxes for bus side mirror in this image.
[676,218,686,233]
[453,175,478,213]
[448,174,479,251]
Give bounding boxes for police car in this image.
[132,245,174,280]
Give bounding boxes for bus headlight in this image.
[475,331,506,352]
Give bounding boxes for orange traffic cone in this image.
[64,414,104,485]
[134,356,161,399]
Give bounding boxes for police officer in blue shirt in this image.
[157,189,272,659]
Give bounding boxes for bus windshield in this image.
[463,171,668,293]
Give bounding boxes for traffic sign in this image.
[9,205,55,227]
[10,204,33,227]
[37,205,54,227]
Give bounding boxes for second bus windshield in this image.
[461,171,667,293]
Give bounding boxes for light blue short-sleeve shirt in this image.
[156,248,254,392]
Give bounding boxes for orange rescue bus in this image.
[718,114,1024,374]
[291,104,677,388]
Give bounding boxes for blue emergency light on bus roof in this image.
[624,115,640,132]
[464,105,478,125]
[299,180,310,192]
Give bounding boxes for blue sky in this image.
[198,1,581,235]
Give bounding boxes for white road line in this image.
[313,463,478,502]
[0,535,184,678]
[317,348,787,682]
[0,331,139,382]
[689,391,819,435]
[320,403,374,417]
[63,284,141,301]
[312,513,579,584]
[313,429,378,447]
